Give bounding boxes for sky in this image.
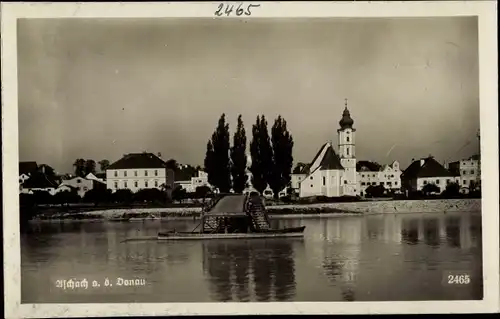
[17,17,480,174]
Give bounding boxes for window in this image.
[423,180,427,185]
[114,181,118,188]
[387,182,392,186]
[322,177,326,186]
[145,170,148,177]
[470,170,474,175]
[124,181,128,188]
[155,180,158,187]
[310,184,313,188]
[436,179,440,184]
[145,181,149,188]
[395,181,398,186]
[77,179,81,183]
[462,170,466,175]
[344,180,347,184]
[134,181,138,187]
[361,174,365,178]
[310,176,313,180]
[346,136,350,142]
[463,180,467,185]
[380,182,384,185]
[114,171,117,177]
[83,187,88,191]
[373,174,376,177]
[446,179,450,184]
[361,182,366,186]
[346,148,349,156]
[124,171,127,177]
[134,171,138,177]
[155,170,158,176]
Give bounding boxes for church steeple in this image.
[339,98,354,130]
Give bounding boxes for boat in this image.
[157,193,306,240]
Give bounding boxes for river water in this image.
[21,211,483,303]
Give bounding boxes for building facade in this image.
[447,154,480,192]
[401,157,460,194]
[357,160,402,196]
[106,153,174,193]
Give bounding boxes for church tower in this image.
[338,99,358,196]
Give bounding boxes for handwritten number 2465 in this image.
[215,3,261,17]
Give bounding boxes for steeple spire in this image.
[339,98,354,129]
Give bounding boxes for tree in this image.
[249,115,273,194]
[134,189,164,203]
[422,183,440,196]
[195,185,212,201]
[365,184,386,198]
[204,140,216,187]
[230,115,248,193]
[54,190,80,205]
[84,188,112,205]
[84,160,97,176]
[112,189,133,204]
[37,164,56,177]
[269,116,294,199]
[165,159,178,171]
[206,114,232,193]
[442,181,460,198]
[293,162,307,174]
[172,185,187,203]
[73,159,86,177]
[98,160,110,172]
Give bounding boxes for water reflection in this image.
[21,211,482,303]
[202,239,298,302]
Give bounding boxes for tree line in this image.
[204,114,294,199]
[72,159,110,177]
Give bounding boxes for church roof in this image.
[308,143,344,173]
[339,107,354,129]
[319,145,344,170]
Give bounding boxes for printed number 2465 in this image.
[448,274,470,285]
[215,3,261,17]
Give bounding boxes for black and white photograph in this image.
[2,1,499,317]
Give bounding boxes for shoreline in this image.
[28,198,481,222]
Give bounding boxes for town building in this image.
[401,156,460,194]
[20,172,59,195]
[19,161,38,184]
[106,152,174,193]
[447,154,480,193]
[58,176,106,197]
[294,101,358,198]
[357,160,402,196]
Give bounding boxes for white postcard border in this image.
[2,1,498,317]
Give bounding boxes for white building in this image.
[295,103,358,198]
[357,160,402,196]
[401,156,460,194]
[56,176,106,197]
[106,153,174,193]
[174,170,212,193]
[20,172,59,195]
[447,154,480,192]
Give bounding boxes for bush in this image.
[112,189,134,204]
[441,182,461,199]
[84,188,113,204]
[53,191,81,205]
[365,185,386,198]
[133,188,166,203]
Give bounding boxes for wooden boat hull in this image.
[157,226,305,240]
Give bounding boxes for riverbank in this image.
[29,198,480,222]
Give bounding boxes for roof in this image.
[19,161,38,175]
[356,161,382,172]
[22,173,58,189]
[402,157,458,179]
[108,153,166,170]
[95,173,106,179]
[206,194,248,216]
[293,163,311,175]
[318,145,344,170]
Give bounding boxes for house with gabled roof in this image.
[401,156,460,194]
[20,172,59,195]
[106,152,174,193]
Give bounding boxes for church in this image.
[295,101,358,198]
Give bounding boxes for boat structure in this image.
[157,193,305,240]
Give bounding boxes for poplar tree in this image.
[250,115,273,194]
[205,114,232,193]
[230,115,248,193]
[270,116,294,199]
